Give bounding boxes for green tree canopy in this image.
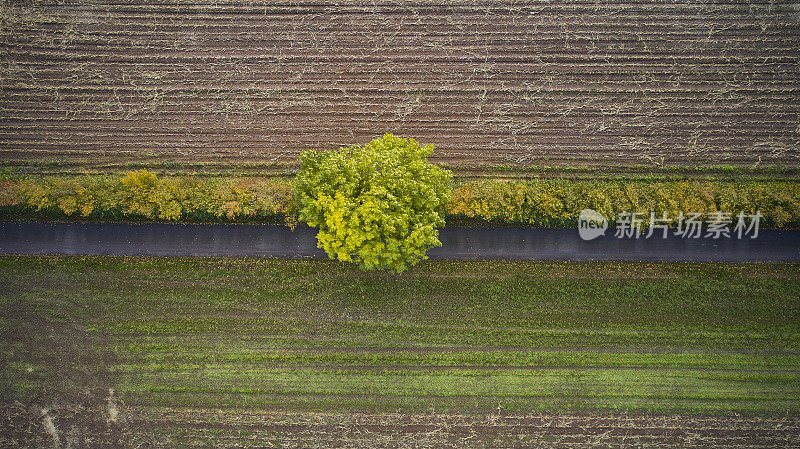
[295,134,452,273]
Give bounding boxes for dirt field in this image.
[9,405,800,448]
[1,1,799,175]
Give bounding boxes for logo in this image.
[578,209,608,240]
[577,210,761,240]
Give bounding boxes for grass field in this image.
[2,256,799,446]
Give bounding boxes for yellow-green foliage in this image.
[448,180,800,227]
[1,172,799,228]
[210,177,294,220]
[0,176,119,217]
[295,134,453,273]
[0,170,295,222]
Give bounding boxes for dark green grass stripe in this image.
[122,392,800,415]
[108,351,800,370]
[112,368,800,401]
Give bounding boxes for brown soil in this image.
[1,1,798,174]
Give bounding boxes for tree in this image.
[295,134,452,273]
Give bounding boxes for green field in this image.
[1,256,799,446]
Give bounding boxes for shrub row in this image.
[0,170,296,225]
[449,179,800,228]
[1,170,799,228]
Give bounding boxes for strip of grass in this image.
[4,160,800,181]
[1,257,799,415]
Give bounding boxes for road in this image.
[2,221,799,261]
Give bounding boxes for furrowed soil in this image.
[1,1,799,177]
[1,257,799,447]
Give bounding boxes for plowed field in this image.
[1,1,799,176]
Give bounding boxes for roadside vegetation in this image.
[294,134,452,272]
[2,170,799,228]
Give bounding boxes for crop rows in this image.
[1,0,798,173]
[124,409,800,448]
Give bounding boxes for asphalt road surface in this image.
[2,221,799,262]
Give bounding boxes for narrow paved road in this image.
[1,221,799,261]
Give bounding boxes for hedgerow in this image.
[0,170,296,225]
[449,179,800,228]
[1,171,799,228]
